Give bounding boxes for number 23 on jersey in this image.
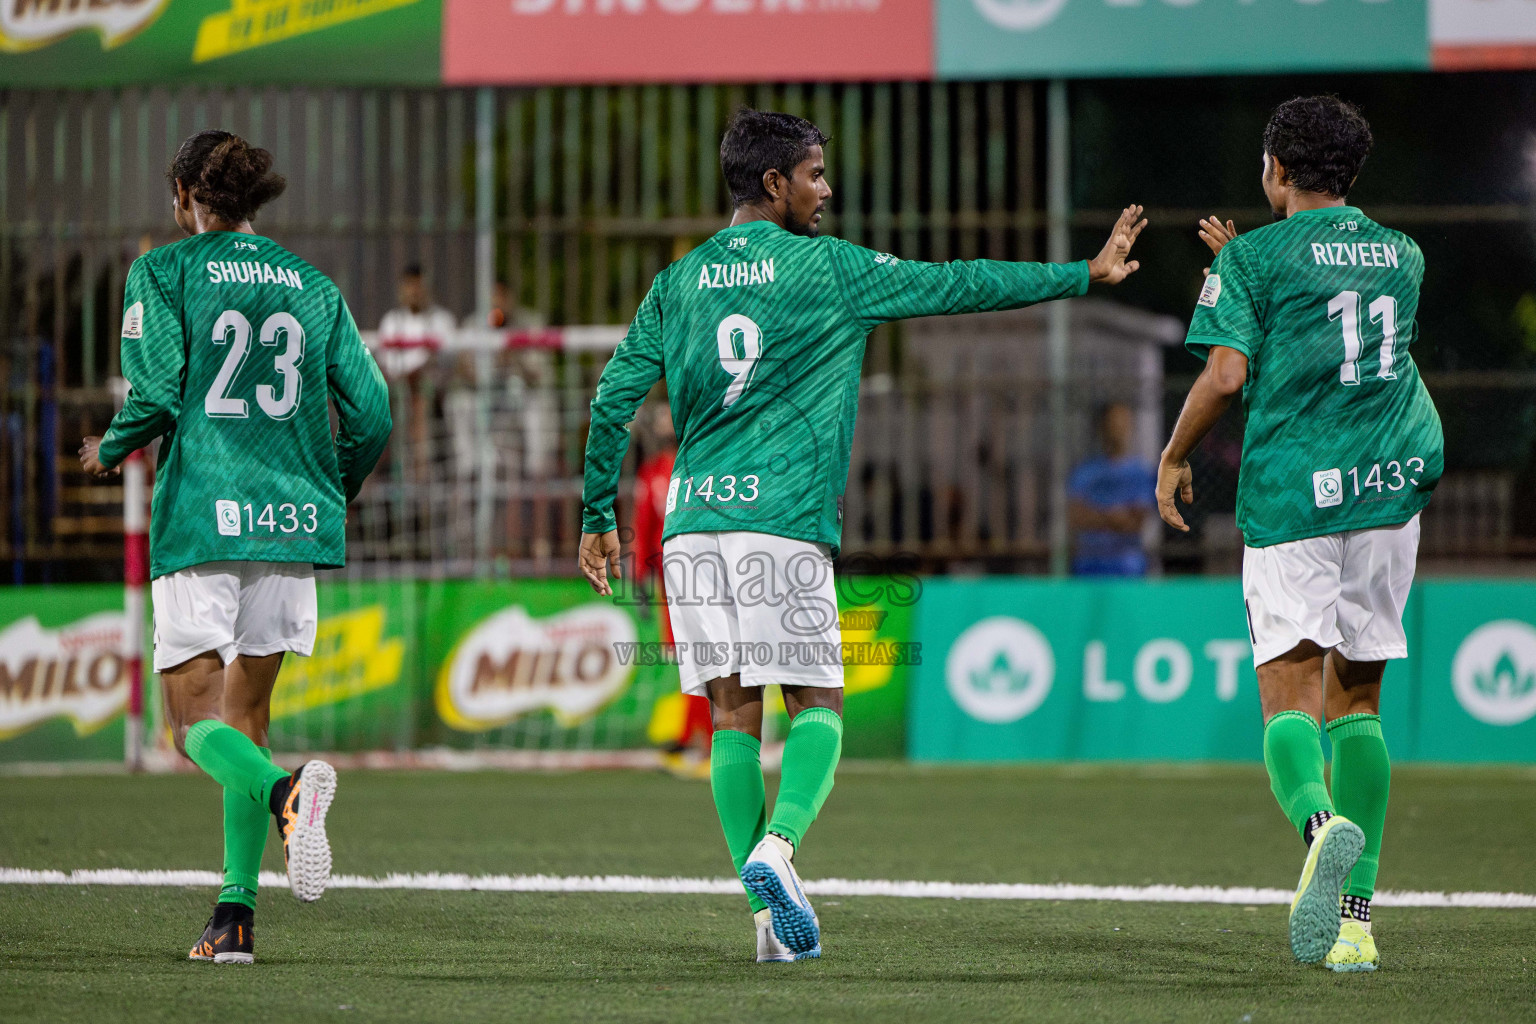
[205,309,305,420]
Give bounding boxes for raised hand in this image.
[1088,205,1148,285]
[1198,215,1238,276]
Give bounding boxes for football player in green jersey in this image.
[79,131,392,963]
[1158,97,1444,971]
[579,108,1146,962]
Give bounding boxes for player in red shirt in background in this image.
[632,395,713,770]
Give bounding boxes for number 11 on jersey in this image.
[1327,290,1398,386]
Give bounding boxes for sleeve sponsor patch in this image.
[121,301,143,339]
[1197,274,1221,308]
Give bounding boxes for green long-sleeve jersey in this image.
[99,231,391,579]
[1185,206,1443,547]
[582,220,1088,555]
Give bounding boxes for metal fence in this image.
[4,83,1533,580]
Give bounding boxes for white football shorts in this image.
[661,531,843,696]
[1242,515,1420,667]
[151,560,317,671]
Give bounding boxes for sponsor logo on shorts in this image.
[216,499,241,536]
[945,616,1054,723]
[1452,620,1536,726]
[1313,468,1343,509]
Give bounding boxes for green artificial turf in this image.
[3,765,1534,1022]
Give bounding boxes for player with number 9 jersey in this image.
[81,130,389,965]
[579,109,1146,965]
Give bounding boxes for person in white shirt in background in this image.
[375,263,456,502]
[376,263,456,379]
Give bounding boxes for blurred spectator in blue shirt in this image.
[1068,403,1156,576]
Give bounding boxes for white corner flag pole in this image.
[123,449,147,772]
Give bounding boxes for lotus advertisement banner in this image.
[0,0,440,87]
[908,578,1536,764]
[936,0,1430,79]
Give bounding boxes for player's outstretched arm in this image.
[1157,345,1248,532]
[1087,205,1148,285]
[832,204,1147,325]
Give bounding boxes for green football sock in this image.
[1263,710,1334,840]
[184,719,290,807]
[1328,713,1390,899]
[766,707,843,850]
[218,745,273,910]
[710,729,768,914]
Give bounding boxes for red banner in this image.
[443,0,932,84]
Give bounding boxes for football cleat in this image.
[188,913,254,965]
[741,838,820,955]
[1325,917,1380,972]
[1288,815,1365,964]
[275,759,338,903]
[755,909,821,963]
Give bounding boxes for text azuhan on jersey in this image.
[696,259,776,290]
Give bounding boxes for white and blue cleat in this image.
[755,909,821,962]
[741,837,821,956]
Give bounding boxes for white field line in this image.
[2,868,1535,909]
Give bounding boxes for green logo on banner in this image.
[945,616,1054,724]
[1453,620,1536,726]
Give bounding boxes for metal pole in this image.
[1046,79,1071,577]
[123,449,147,771]
[474,87,496,573]
[475,87,496,320]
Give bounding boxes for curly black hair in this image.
[167,129,286,224]
[1262,96,1372,199]
[719,108,829,207]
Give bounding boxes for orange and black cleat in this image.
[188,910,255,965]
[272,759,338,903]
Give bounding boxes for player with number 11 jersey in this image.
[1159,97,1444,974]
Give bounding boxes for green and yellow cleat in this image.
[1288,815,1365,964]
[1325,917,1379,972]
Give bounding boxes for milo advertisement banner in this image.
[0,585,130,762]
[0,573,912,761]
[421,576,915,757]
[0,0,440,87]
